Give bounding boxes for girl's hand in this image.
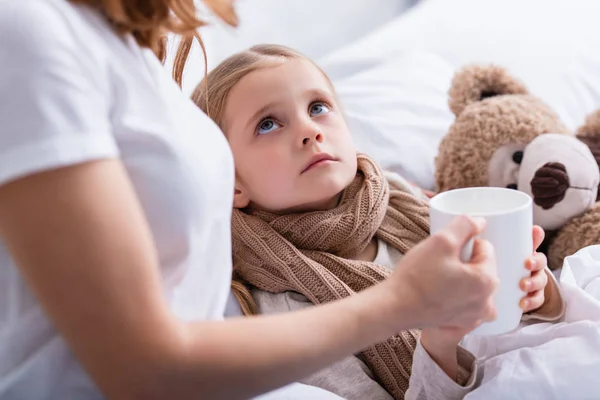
[420,326,469,381]
[519,225,548,313]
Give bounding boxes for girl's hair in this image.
[189,44,331,127]
[184,44,333,315]
[68,0,237,69]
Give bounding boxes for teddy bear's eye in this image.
[512,151,524,164]
[506,183,518,190]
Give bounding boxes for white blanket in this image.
[461,246,600,399]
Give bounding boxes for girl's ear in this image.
[233,181,250,209]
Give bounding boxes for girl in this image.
[188,44,565,400]
[0,1,499,399]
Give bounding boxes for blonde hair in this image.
[184,44,334,315]
[190,44,332,127]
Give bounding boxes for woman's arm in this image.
[0,160,497,400]
[253,290,394,400]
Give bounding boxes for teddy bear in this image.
[434,64,600,270]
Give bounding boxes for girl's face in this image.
[222,58,357,213]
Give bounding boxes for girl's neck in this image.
[251,192,343,215]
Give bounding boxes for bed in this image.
[167,1,600,397]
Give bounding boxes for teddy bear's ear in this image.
[577,109,600,140]
[448,64,529,117]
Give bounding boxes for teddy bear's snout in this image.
[530,162,569,210]
[517,133,599,230]
[577,136,600,202]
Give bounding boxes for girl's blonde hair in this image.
[190,44,331,127]
[184,44,332,315]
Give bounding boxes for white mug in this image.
[429,187,533,336]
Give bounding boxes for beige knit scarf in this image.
[232,154,431,399]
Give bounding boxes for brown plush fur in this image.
[436,65,570,192]
[577,111,600,197]
[448,65,529,116]
[549,204,600,268]
[436,64,600,269]
[576,109,600,139]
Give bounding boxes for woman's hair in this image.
[68,0,237,68]
[184,44,333,315]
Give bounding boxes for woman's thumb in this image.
[470,238,496,267]
[469,238,499,298]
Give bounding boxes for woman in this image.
[0,1,498,399]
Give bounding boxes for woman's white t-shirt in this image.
[0,1,234,398]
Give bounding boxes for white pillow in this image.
[321,0,600,131]
[170,0,417,94]
[334,51,455,190]
[199,0,417,69]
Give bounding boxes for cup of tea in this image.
[430,187,533,335]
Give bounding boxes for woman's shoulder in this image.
[0,0,115,69]
[1,0,80,47]
[0,0,112,87]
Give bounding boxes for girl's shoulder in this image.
[383,170,433,201]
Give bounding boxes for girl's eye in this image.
[309,102,331,116]
[257,119,281,135]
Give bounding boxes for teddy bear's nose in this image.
[530,162,570,210]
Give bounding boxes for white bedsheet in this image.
[461,246,600,400]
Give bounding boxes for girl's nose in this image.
[302,127,324,146]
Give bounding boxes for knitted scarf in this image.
[231,154,430,399]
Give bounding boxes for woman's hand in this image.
[422,225,548,339]
[388,215,499,331]
[418,225,549,381]
[519,225,548,313]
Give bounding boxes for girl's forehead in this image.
[222,59,335,129]
[237,58,331,94]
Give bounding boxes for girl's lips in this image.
[302,153,336,173]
